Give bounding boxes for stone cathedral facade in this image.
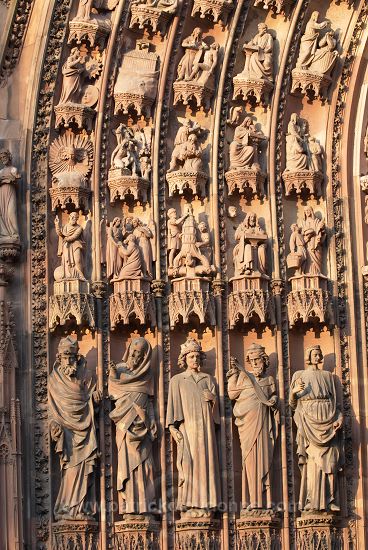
[1,0,368,548]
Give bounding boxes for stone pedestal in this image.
[191,0,233,23]
[0,241,20,263]
[129,4,172,34]
[225,168,266,198]
[282,170,323,199]
[110,278,156,329]
[175,518,221,549]
[296,513,342,550]
[108,169,149,204]
[287,274,331,328]
[228,275,273,328]
[169,277,216,328]
[49,280,95,331]
[114,517,160,549]
[173,81,214,111]
[52,520,99,550]
[49,185,91,212]
[236,511,281,550]
[54,103,95,131]
[233,52,273,107]
[291,69,332,100]
[166,170,207,198]
[68,18,111,48]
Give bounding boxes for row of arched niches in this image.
[17,0,368,548]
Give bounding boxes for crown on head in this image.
[180,337,202,356]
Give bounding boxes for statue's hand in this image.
[333,417,343,431]
[150,419,158,441]
[292,379,305,396]
[93,390,102,404]
[170,427,183,445]
[202,389,215,402]
[50,421,62,442]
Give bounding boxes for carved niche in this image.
[68,0,119,48]
[291,12,339,100]
[282,113,324,199]
[253,0,293,15]
[49,213,95,330]
[108,123,152,204]
[106,216,156,328]
[166,119,208,198]
[54,46,103,131]
[167,206,216,328]
[129,0,177,35]
[229,212,273,327]
[191,0,233,25]
[225,111,267,199]
[0,150,21,261]
[233,23,274,106]
[286,207,331,327]
[49,130,93,211]
[114,40,159,119]
[173,29,220,111]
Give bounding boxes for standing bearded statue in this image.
[49,337,101,520]
[227,344,279,512]
[166,337,221,517]
[290,345,343,513]
[109,337,158,516]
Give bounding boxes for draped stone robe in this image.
[290,367,343,511]
[228,369,279,509]
[49,363,98,520]
[166,370,221,512]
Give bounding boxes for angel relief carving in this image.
[106,216,156,328]
[291,11,339,99]
[166,119,207,198]
[108,123,152,204]
[233,23,274,106]
[49,131,93,211]
[173,29,219,110]
[167,205,216,328]
[54,47,103,130]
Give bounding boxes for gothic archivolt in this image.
[1,0,368,548]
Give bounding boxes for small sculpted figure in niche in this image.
[132,217,155,279]
[115,234,144,279]
[296,12,338,76]
[49,132,93,188]
[287,207,326,276]
[131,0,177,12]
[75,0,119,19]
[227,345,279,512]
[54,212,86,281]
[167,207,189,268]
[0,150,20,244]
[233,212,267,277]
[176,28,208,82]
[187,42,219,86]
[168,119,203,173]
[284,113,323,174]
[58,48,85,105]
[171,205,214,277]
[166,337,221,517]
[229,115,265,172]
[109,337,158,516]
[197,221,213,266]
[111,124,141,177]
[290,345,343,512]
[308,137,323,173]
[242,23,274,82]
[49,336,101,521]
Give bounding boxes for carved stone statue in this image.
[58,48,85,105]
[229,116,264,171]
[109,337,157,515]
[49,132,93,188]
[290,345,343,512]
[233,212,267,277]
[287,207,326,276]
[132,218,155,279]
[169,205,214,278]
[166,338,221,517]
[168,120,203,173]
[284,113,308,172]
[49,336,100,520]
[176,28,208,82]
[167,207,189,268]
[227,345,279,511]
[296,12,338,76]
[187,42,219,86]
[75,0,119,20]
[54,212,86,281]
[0,150,20,245]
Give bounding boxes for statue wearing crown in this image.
[166,338,221,517]
[49,337,101,521]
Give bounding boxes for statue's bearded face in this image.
[127,344,144,369]
[60,352,78,378]
[186,351,200,371]
[248,352,264,377]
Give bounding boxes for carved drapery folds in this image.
[0,150,20,261]
[286,207,331,327]
[291,12,339,100]
[233,23,274,106]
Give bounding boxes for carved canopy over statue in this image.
[166,338,221,517]
[0,149,20,247]
[109,337,157,515]
[290,345,343,512]
[49,337,101,520]
[233,212,268,278]
[228,345,279,511]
